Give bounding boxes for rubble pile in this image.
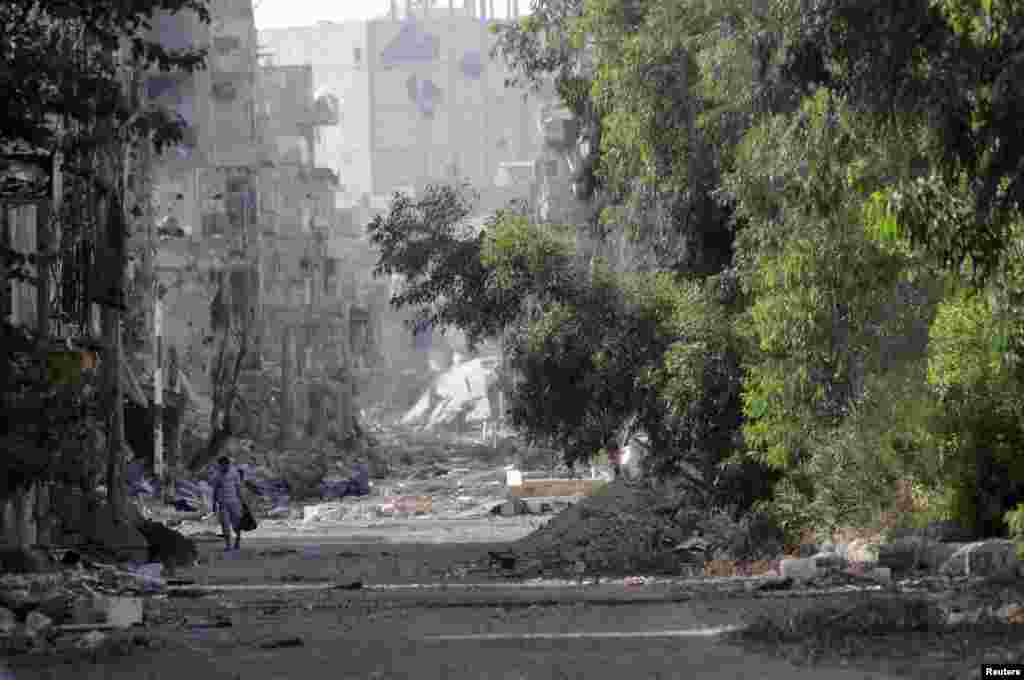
[507,480,693,576]
[399,357,498,432]
[0,548,173,657]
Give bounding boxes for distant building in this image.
[147,0,270,392]
[258,7,540,213]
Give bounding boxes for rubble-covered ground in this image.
[10,427,1024,679]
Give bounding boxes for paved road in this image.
[5,538,905,680]
[11,597,900,680]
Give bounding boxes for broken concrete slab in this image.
[878,537,963,573]
[779,558,819,583]
[101,597,143,628]
[508,479,607,499]
[810,551,847,570]
[24,610,53,636]
[939,540,1019,578]
[520,497,577,515]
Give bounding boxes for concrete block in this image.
[101,597,143,628]
[811,551,846,570]
[869,567,892,585]
[508,479,607,499]
[74,595,143,628]
[25,610,52,636]
[780,557,819,582]
[940,540,1019,578]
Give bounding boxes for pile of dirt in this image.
[509,480,689,575]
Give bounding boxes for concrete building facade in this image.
[257,7,541,212]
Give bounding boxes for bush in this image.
[1005,503,1024,560]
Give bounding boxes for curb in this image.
[165,580,897,607]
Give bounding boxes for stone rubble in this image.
[0,542,177,657]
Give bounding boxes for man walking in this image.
[212,455,244,551]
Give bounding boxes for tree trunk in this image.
[34,482,51,546]
[103,303,125,521]
[163,346,182,504]
[280,325,294,448]
[189,323,248,472]
[101,175,127,522]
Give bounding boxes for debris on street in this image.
[258,635,304,649]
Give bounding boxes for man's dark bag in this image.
[239,501,259,532]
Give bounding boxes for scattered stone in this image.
[756,577,794,591]
[488,551,517,570]
[100,597,143,628]
[185,617,232,629]
[330,581,363,591]
[810,551,847,570]
[75,630,107,651]
[940,540,1019,579]
[25,610,53,636]
[496,499,528,517]
[258,636,304,649]
[868,567,892,586]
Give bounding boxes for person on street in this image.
[212,455,244,551]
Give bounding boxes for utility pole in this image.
[153,285,164,478]
[147,136,164,483]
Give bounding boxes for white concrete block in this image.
[869,567,892,585]
[780,557,819,582]
[101,597,143,628]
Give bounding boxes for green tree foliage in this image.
[489,0,1024,540]
[369,184,517,349]
[784,0,1024,284]
[508,261,666,467]
[1,0,210,156]
[490,0,586,95]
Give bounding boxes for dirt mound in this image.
[510,480,688,575]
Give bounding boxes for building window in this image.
[353,47,362,64]
[213,35,241,55]
[211,79,238,101]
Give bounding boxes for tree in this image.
[368,183,523,350]
[187,276,251,473]
[783,0,1024,285]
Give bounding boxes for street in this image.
[5,536,903,680]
